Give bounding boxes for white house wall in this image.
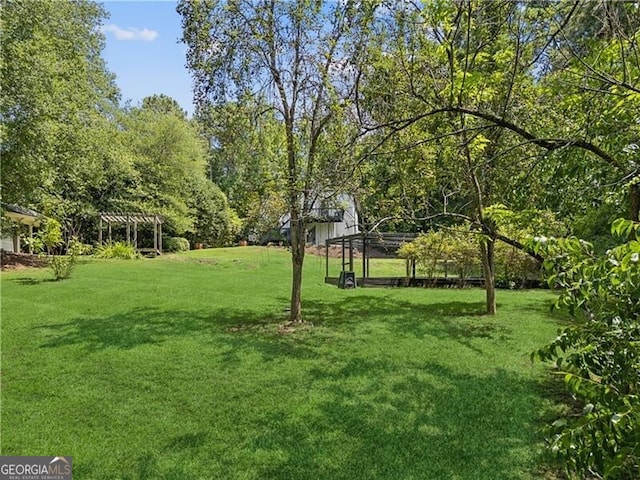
[309,194,359,246]
[1,237,15,252]
[279,193,360,247]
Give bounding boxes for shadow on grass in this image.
[11,277,57,285]
[37,295,509,354]
[259,365,543,479]
[38,306,284,351]
[34,294,557,479]
[301,295,513,355]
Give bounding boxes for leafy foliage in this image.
[94,242,140,260]
[47,240,84,281]
[29,218,64,255]
[1,0,122,211]
[185,176,241,247]
[28,219,82,281]
[398,222,542,287]
[164,237,190,253]
[531,219,640,479]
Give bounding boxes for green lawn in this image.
[1,247,562,479]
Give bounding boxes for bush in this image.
[398,230,447,279]
[397,226,481,282]
[494,243,540,288]
[76,243,94,256]
[531,219,640,479]
[47,238,83,280]
[48,255,76,280]
[397,218,543,288]
[94,242,140,260]
[164,237,190,252]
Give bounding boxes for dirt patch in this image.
[0,251,46,270]
[226,320,315,336]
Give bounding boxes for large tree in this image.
[197,100,287,238]
[178,0,375,322]
[358,0,639,313]
[1,0,121,209]
[122,95,216,236]
[359,1,546,314]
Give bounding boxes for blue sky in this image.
[100,1,195,116]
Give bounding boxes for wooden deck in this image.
[325,276,543,289]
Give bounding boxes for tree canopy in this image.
[1,0,237,247]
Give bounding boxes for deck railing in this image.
[308,208,344,223]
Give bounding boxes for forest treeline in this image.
[3,1,638,253]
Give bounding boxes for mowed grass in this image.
[1,247,562,479]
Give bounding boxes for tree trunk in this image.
[480,238,497,315]
[289,210,306,323]
[630,181,640,222]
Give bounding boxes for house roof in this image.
[3,203,41,218]
[2,203,42,226]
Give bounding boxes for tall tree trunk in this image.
[289,209,305,323]
[630,181,640,221]
[479,237,497,315]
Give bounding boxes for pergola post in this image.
[126,215,131,245]
[28,225,34,254]
[99,216,103,245]
[158,217,162,254]
[153,217,158,253]
[108,223,112,244]
[134,222,138,249]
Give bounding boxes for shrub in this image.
[398,230,447,279]
[531,219,640,479]
[47,238,83,280]
[94,242,140,260]
[28,219,79,280]
[164,237,190,252]
[48,254,76,280]
[494,243,540,288]
[398,225,481,282]
[76,243,94,256]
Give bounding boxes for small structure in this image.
[325,231,488,287]
[325,231,541,289]
[98,212,163,256]
[324,232,419,286]
[1,204,42,254]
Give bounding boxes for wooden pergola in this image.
[98,212,163,255]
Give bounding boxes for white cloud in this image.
[101,23,159,42]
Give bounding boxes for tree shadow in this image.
[37,306,322,365]
[245,362,548,479]
[10,277,57,285]
[301,295,511,354]
[33,294,559,479]
[36,293,545,358]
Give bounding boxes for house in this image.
[279,193,359,247]
[1,204,42,253]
